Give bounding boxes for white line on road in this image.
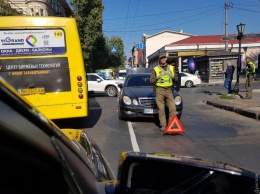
[127,121,140,152]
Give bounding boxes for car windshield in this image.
[126,75,152,87]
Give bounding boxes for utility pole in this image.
[224,1,233,51]
[225,0,229,51]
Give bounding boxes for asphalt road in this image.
[54,84,260,177]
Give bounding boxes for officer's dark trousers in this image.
[155,87,176,129]
[245,74,253,98]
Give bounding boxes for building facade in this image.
[141,30,193,68]
[7,0,73,17]
[147,34,260,74]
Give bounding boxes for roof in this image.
[146,30,193,39]
[167,34,260,46]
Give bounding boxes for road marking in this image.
[127,121,140,152]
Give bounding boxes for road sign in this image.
[111,46,118,53]
[136,42,144,50]
[243,34,260,39]
[221,36,237,41]
[221,34,260,41]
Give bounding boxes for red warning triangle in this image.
[164,115,185,134]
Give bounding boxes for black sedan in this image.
[117,72,183,120]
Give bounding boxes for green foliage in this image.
[70,0,126,72]
[220,94,236,99]
[0,0,22,16]
[105,36,126,69]
[71,0,105,72]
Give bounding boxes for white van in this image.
[119,69,127,80]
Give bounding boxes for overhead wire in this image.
[122,0,131,42]
[126,0,140,49]
[104,6,223,31]
[104,7,224,33]
[104,3,223,21]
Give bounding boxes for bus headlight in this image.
[175,96,182,106]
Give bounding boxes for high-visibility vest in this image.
[154,65,174,87]
[246,61,256,76]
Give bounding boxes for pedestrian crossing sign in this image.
[111,46,118,53]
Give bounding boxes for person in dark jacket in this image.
[224,61,235,95]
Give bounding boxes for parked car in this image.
[118,69,127,80]
[0,75,258,194]
[117,69,183,120]
[87,73,124,97]
[180,72,201,87]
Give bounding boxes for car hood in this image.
[124,87,155,98]
[123,86,179,98]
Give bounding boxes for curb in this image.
[205,100,260,121]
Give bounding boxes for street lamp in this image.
[233,23,245,95]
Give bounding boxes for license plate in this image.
[20,88,45,95]
[144,109,154,114]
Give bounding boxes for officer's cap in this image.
[159,52,167,59]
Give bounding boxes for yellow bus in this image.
[0,16,88,119]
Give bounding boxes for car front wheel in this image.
[185,81,193,88]
[106,86,118,97]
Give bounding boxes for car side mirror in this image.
[116,152,258,194]
[96,78,101,82]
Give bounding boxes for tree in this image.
[0,0,22,16]
[106,36,126,69]
[71,0,106,72]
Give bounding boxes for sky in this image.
[68,0,260,58]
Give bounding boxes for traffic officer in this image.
[244,56,256,99]
[150,52,178,132]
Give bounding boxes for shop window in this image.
[210,61,223,77]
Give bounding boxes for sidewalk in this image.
[203,74,260,121]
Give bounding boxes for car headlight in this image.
[132,99,139,105]
[116,82,123,85]
[123,96,131,105]
[175,96,182,106]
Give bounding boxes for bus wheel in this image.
[106,86,117,97]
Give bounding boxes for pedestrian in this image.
[150,52,178,132]
[244,56,256,99]
[224,61,235,95]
